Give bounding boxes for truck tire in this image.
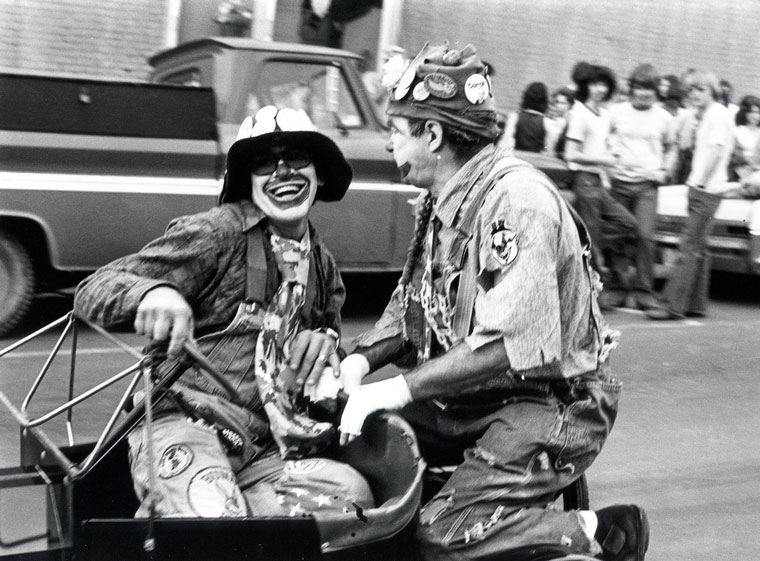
[0,231,35,337]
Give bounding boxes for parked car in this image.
[655,184,760,277]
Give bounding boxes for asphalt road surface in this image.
[1,272,758,561]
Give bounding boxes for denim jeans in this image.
[402,369,622,561]
[572,172,639,290]
[128,300,374,520]
[128,413,373,518]
[610,179,658,294]
[659,186,722,315]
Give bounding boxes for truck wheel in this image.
[0,232,35,337]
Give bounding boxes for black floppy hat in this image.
[219,106,352,204]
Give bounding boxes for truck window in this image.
[253,61,363,130]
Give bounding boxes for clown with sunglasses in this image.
[73,107,378,532]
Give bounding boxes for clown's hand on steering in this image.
[339,375,412,445]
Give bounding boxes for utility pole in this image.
[376,0,404,69]
[252,0,278,41]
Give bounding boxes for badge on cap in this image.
[464,74,490,105]
[490,221,519,266]
[424,72,458,99]
[393,65,417,100]
[412,82,430,101]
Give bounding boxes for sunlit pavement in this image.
[1,272,759,561]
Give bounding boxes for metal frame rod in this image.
[75,370,143,476]
[0,391,79,478]
[21,316,76,412]
[0,313,71,359]
[23,362,143,428]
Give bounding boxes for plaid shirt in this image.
[74,199,345,337]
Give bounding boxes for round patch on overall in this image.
[158,444,194,479]
[187,467,246,517]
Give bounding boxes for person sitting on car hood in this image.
[73,107,376,524]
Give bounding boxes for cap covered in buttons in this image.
[385,42,500,140]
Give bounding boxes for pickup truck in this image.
[0,37,571,337]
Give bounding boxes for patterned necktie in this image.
[254,232,334,459]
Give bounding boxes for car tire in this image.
[0,231,35,337]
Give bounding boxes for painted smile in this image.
[265,177,310,205]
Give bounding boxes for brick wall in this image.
[397,0,760,113]
[0,0,169,79]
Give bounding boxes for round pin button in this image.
[412,82,430,101]
[464,73,489,104]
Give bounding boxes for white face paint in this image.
[251,159,319,239]
[387,116,436,189]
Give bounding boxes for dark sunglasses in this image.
[251,149,312,176]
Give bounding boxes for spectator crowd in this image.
[498,62,760,320]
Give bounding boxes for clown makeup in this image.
[251,149,319,239]
[387,116,436,189]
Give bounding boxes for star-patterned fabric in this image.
[254,232,335,459]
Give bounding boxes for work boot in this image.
[595,504,649,561]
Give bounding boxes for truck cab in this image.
[150,37,418,274]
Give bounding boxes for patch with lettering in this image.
[187,467,246,517]
[284,459,327,475]
[158,444,193,479]
[424,72,458,99]
[490,221,519,266]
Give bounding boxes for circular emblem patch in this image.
[464,74,490,105]
[187,467,246,517]
[424,72,458,99]
[158,444,193,479]
[284,459,327,475]
[490,221,519,266]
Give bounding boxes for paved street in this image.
[1,272,759,561]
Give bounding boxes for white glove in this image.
[338,353,370,395]
[304,366,342,402]
[339,375,412,445]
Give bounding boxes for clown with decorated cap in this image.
[74,107,378,528]
[319,41,649,561]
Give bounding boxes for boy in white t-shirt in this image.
[607,64,677,311]
[564,62,638,310]
[647,71,734,320]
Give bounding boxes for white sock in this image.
[577,510,598,541]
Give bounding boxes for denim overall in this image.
[128,224,372,519]
[400,161,622,560]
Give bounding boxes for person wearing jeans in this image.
[647,71,734,320]
[608,64,677,311]
[564,62,639,310]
